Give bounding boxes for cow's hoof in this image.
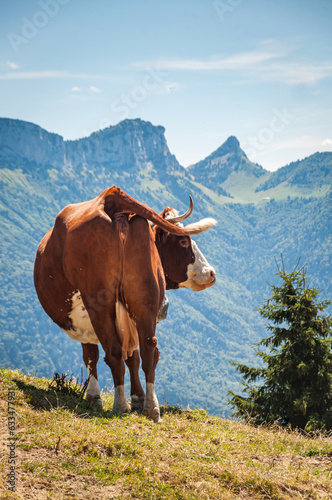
[131,395,145,412]
[112,385,130,415]
[85,396,103,409]
[112,399,130,415]
[112,406,130,416]
[144,405,161,423]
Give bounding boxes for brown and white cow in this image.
[34,186,216,422]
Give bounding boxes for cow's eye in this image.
[179,238,190,248]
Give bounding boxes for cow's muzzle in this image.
[179,268,216,291]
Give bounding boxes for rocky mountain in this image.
[0,117,331,416]
[187,136,267,198]
[187,136,332,203]
[0,118,65,168]
[0,117,182,176]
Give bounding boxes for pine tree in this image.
[228,259,332,431]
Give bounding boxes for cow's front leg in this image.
[82,343,102,408]
[125,349,145,411]
[137,321,161,423]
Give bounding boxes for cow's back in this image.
[34,195,164,340]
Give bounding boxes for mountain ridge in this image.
[256,151,332,192]
[0,117,182,176]
[1,117,331,201]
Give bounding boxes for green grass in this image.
[220,171,331,205]
[1,368,331,499]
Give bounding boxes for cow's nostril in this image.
[210,270,216,282]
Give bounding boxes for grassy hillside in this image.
[1,369,331,499]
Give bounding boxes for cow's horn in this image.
[166,195,194,224]
[183,218,217,235]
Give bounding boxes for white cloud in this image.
[89,85,101,93]
[251,135,332,159]
[134,48,282,72]
[71,86,82,92]
[321,138,332,146]
[133,41,332,86]
[260,62,332,85]
[0,70,103,80]
[6,61,20,70]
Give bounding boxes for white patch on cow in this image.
[179,240,216,291]
[165,208,180,220]
[113,385,130,414]
[85,362,102,407]
[86,375,101,399]
[144,382,161,423]
[63,291,100,344]
[115,300,139,360]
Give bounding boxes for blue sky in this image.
[0,0,331,170]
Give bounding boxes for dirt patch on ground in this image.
[1,447,130,499]
[13,478,126,500]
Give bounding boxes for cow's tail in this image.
[103,186,191,236]
[111,210,138,360]
[115,291,139,361]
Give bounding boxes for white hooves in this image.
[144,405,162,423]
[112,385,130,415]
[144,383,161,423]
[111,384,161,422]
[85,395,103,408]
[85,376,102,408]
[131,395,145,412]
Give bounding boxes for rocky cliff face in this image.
[0,118,183,176]
[0,118,65,168]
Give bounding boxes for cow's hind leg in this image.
[82,343,103,408]
[105,345,130,415]
[80,291,130,415]
[83,308,130,416]
[125,350,145,411]
[136,318,161,423]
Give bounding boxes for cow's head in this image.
[153,197,216,291]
